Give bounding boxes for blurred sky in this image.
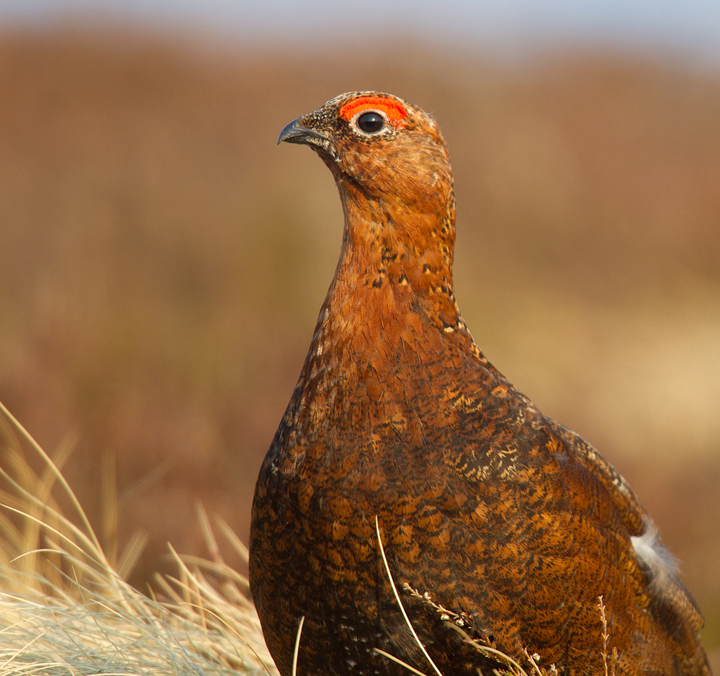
[2,0,720,65]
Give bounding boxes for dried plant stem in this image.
[597,595,618,676]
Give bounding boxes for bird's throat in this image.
[337,181,457,301]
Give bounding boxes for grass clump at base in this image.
[0,400,276,676]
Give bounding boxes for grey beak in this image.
[277,118,329,145]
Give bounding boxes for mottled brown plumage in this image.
[249,92,710,676]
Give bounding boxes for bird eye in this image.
[356,111,385,134]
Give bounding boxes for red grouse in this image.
[249,92,710,676]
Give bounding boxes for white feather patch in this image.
[631,520,678,594]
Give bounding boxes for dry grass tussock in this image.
[0,399,276,676]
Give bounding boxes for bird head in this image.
[278,92,458,317]
[277,91,453,213]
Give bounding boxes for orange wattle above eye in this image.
[339,96,407,126]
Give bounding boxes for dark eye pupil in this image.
[357,111,384,133]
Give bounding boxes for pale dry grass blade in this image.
[116,530,149,582]
[291,616,305,676]
[196,502,221,564]
[374,649,429,676]
[102,451,119,570]
[215,516,250,566]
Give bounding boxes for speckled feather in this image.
[249,92,710,676]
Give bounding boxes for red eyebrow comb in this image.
[339,96,408,126]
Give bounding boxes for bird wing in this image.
[548,419,706,637]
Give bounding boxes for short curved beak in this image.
[277,118,329,145]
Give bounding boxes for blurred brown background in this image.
[0,27,718,657]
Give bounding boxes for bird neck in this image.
[331,179,459,321]
[299,180,465,382]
